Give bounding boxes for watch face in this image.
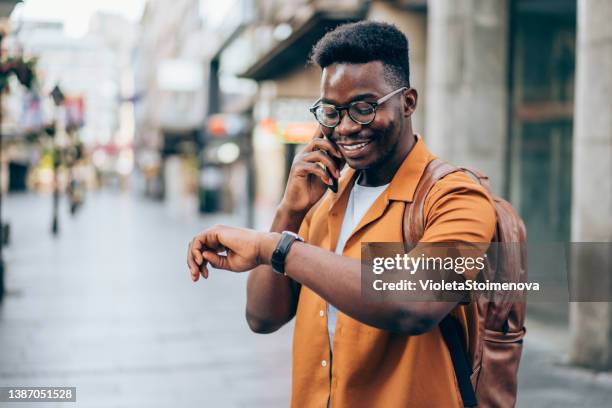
[271,232,303,275]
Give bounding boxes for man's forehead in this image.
[320,61,390,103]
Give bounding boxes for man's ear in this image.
[403,88,418,118]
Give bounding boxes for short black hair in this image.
[310,21,410,88]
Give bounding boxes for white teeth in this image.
[342,142,368,151]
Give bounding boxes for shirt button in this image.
[321,360,328,367]
[319,310,325,317]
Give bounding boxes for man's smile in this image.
[336,139,373,158]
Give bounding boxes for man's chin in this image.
[345,156,376,171]
[345,159,368,171]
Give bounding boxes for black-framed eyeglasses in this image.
[309,87,407,128]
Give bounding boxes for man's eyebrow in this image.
[320,93,380,105]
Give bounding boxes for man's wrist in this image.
[271,203,307,234]
[258,232,281,265]
[277,202,308,220]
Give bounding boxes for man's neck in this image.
[358,132,417,187]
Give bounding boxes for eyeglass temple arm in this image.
[376,87,408,104]
[309,99,322,110]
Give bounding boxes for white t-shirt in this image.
[327,176,390,350]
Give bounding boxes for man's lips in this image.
[336,140,372,157]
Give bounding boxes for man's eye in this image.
[319,106,337,118]
[352,102,374,115]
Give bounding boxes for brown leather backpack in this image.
[402,159,527,408]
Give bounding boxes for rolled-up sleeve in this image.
[420,172,497,244]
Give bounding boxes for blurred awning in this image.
[384,0,427,10]
[0,0,20,18]
[240,6,368,82]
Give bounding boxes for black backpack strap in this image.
[403,158,480,407]
[439,315,478,407]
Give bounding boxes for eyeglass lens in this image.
[315,101,375,127]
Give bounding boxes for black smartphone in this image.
[327,167,339,193]
[322,135,342,193]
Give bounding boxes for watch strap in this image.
[271,231,303,275]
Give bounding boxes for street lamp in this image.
[50,84,64,235]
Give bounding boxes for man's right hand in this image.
[279,133,344,215]
[243,133,342,333]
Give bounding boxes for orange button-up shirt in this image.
[292,136,496,407]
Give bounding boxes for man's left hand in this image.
[187,225,280,281]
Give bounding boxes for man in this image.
[187,21,496,407]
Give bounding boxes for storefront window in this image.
[508,0,576,242]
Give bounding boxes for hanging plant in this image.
[0,56,37,92]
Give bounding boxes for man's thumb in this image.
[202,250,229,270]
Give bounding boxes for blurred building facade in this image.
[4,12,137,190]
[205,0,611,369]
[13,20,119,145]
[88,12,138,180]
[134,0,259,222]
[133,0,206,203]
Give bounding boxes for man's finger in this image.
[191,234,208,251]
[202,228,227,252]
[309,138,342,158]
[200,262,209,279]
[187,240,199,280]
[298,162,333,185]
[187,240,193,269]
[191,246,203,266]
[202,250,229,271]
[191,260,199,282]
[188,256,197,277]
[302,150,340,177]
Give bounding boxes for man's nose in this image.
[334,110,361,137]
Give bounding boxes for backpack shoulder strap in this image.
[402,158,461,245]
[402,158,478,408]
[439,315,478,407]
[459,167,491,191]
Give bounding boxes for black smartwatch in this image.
[271,231,304,275]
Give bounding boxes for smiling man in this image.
[187,21,496,407]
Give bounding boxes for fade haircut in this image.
[310,21,410,89]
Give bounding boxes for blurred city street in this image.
[0,0,610,406]
[0,192,611,407]
[0,191,292,407]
